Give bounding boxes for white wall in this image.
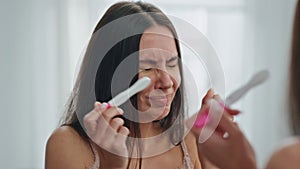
[0,0,297,168]
[1,0,65,168]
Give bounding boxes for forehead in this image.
[139,25,178,59]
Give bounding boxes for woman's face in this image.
[138,25,181,122]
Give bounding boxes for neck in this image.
[130,121,173,157]
[139,121,163,138]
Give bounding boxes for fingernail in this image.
[117,108,124,115]
[99,103,108,110]
[223,132,229,139]
[194,111,209,128]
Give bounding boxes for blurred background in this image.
[0,0,297,168]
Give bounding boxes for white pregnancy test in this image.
[194,70,270,131]
[107,77,151,107]
[225,70,270,106]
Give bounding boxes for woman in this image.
[45,1,242,169]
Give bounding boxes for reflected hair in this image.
[290,0,300,135]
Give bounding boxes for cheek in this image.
[138,68,181,89]
[138,71,159,87]
[170,69,181,89]
[137,73,156,98]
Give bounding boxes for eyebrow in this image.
[140,56,178,65]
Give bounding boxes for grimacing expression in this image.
[137,25,181,122]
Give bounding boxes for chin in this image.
[154,106,171,121]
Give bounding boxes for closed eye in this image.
[167,57,179,68]
[139,67,153,72]
[144,68,152,71]
[168,64,178,68]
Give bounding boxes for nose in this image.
[154,69,173,89]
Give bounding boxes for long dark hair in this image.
[60,1,185,168]
[290,0,300,135]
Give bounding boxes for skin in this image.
[190,89,257,169]
[127,25,201,168]
[45,24,246,169]
[45,126,96,169]
[265,138,300,169]
[45,25,202,169]
[45,24,250,169]
[46,104,129,169]
[137,25,181,135]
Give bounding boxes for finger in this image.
[218,101,241,116]
[227,109,240,116]
[197,99,224,142]
[93,106,124,137]
[83,102,104,133]
[116,126,130,148]
[213,95,229,111]
[101,107,124,122]
[198,99,237,139]
[93,117,119,147]
[95,110,124,142]
[212,95,230,117]
[202,88,215,105]
[212,95,241,120]
[86,102,109,122]
[118,126,130,136]
[83,112,98,135]
[213,94,223,104]
[194,111,209,128]
[198,114,232,144]
[109,126,130,157]
[85,103,112,143]
[190,89,215,130]
[215,111,239,136]
[93,101,107,116]
[199,127,225,147]
[110,117,125,131]
[89,104,120,140]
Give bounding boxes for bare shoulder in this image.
[185,132,219,169]
[184,132,203,168]
[183,132,198,157]
[266,137,300,169]
[45,126,94,169]
[184,131,199,154]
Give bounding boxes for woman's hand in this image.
[190,89,257,169]
[185,89,214,132]
[197,107,257,169]
[83,102,130,169]
[187,89,239,136]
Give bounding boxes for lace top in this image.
[89,141,194,169]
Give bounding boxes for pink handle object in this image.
[194,111,209,128]
[218,102,230,111]
[106,102,112,109]
[194,102,229,128]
